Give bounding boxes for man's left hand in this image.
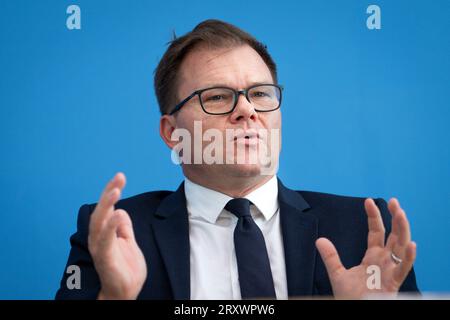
[316,198,417,299]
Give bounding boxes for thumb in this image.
[114,209,135,240]
[316,237,345,278]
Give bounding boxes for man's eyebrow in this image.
[196,81,275,90]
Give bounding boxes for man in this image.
[56,19,418,300]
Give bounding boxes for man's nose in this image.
[229,93,257,123]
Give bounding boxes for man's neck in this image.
[183,170,275,198]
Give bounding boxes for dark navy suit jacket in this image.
[56,179,419,299]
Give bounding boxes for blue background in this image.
[0,0,449,299]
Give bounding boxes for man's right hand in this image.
[88,172,147,300]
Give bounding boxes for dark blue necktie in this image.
[225,198,276,299]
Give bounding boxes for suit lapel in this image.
[278,179,319,297]
[152,183,190,299]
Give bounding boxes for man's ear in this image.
[160,114,178,149]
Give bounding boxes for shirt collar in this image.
[184,175,279,224]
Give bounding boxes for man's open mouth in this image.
[233,129,259,141]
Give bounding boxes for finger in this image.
[365,198,385,248]
[393,242,416,285]
[316,238,345,278]
[97,172,126,214]
[395,208,411,247]
[90,173,126,232]
[96,209,130,251]
[90,187,121,236]
[388,196,401,211]
[387,198,411,254]
[386,198,400,250]
[386,232,398,251]
[114,209,135,240]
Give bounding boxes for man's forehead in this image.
[179,45,273,91]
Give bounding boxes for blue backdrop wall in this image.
[0,0,449,299]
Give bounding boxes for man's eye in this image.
[209,95,223,101]
[252,91,270,98]
[204,94,230,102]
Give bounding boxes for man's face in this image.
[164,44,282,180]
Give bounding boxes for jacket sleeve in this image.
[375,198,420,293]
[55,204,101,300]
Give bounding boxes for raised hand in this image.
[316,198,417,299]
[88,173,147,300]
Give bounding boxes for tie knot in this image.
[225,198,252,218]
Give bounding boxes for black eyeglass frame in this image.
[169,83,283,115]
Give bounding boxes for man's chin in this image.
[221,163,265,178]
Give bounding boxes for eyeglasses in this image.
[169,84,283,115]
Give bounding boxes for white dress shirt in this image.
[185,175,288,300]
